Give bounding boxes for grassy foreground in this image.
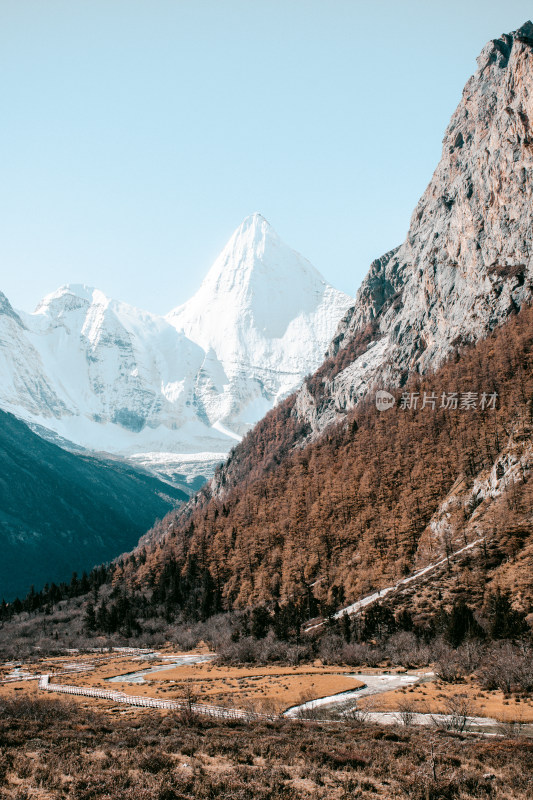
[0,695,532,800]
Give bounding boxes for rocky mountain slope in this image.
[0,410,187,600]
[119,299,533,626]
[295,21,533,435]
[112,23,533,626]
[0,216,351,486]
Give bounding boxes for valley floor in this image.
[1,691,532,800]
[2,648,532,731]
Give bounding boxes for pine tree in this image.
[487,591,528,640]
[445,598,482,647]
[84,602,97,633]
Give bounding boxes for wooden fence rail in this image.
[38,674,269,720]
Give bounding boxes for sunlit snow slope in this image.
[167,214,353,436]
[0,215,352,483]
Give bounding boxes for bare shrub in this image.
[397,699,417,727]
[0,751,13,785]
[339,641,371,666]
[317,633,344,664]
[138,750,173,774]
[218,635,260,664]
[340,641,385,668]
[513,642,533,692]
[171,627,201,651]
[443,693,473,732]
[0,695,76,723]
[291,692,328,721]
[433,639,465,683]
[344,697,376,726]
[385,631,425,667]
[218,633,312,665]
[497,716,527,738]
[258,633,296,663]
[478,641,533,694]
[455,639,484,674]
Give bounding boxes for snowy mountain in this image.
[167,213,353,436]
[0,215,352,483]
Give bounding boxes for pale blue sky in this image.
[1,1,532,314]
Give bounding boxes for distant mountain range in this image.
[0,214,352,487]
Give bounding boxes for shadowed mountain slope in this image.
[0,410,186,599]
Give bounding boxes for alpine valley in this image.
[107,22,533,626]
[3,20,533,800]
[0,214,351,596]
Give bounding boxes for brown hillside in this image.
[118,305,533,620]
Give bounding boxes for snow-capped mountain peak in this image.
[35,284,101,315]
[167,213,351,351]
[201,212,323,299]
[164,215,353,436]
[0,215,353,482]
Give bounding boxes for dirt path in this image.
[305,538,485,632]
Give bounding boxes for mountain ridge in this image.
[0,409,187,599]
[112,22,533,626]
[0,216,352,484]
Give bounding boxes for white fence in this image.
[38,674,268,720]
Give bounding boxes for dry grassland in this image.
[362,675,533,723]
[71,659,365,713]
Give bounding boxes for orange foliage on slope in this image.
[119,306,533,616]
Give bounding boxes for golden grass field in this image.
[117,663,365,712]
[1,649,532,722]
[361,674,533,723]
[0,651,365,714]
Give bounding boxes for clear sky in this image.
[1,1,532,314]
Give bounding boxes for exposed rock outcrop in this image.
[297,23,533,433]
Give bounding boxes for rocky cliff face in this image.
[297,22,533,433]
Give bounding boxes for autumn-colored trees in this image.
[117,304,533,624]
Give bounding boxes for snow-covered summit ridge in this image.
[0,291,24,326]
[0,215,353,473]
[165,214,353,433]
[36,283,101,311]
[167,212,336,344]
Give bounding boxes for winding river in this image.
[105,654,215,684]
